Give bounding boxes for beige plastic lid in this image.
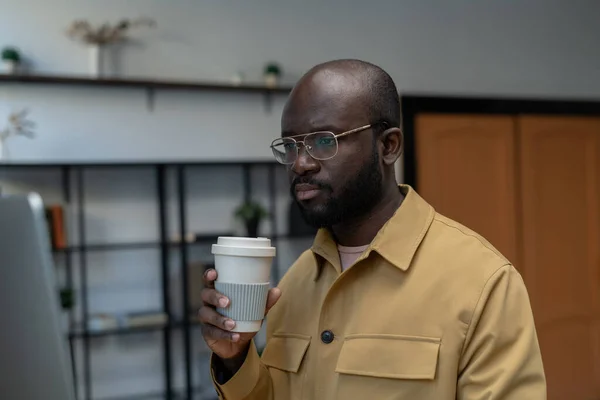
[211,236,276,257]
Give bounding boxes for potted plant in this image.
[60,288,75,310]
[66,17,156,77]
[264,62,282,88]
[1,47,21,74]
[234,200,269,237]
[59,287,75,332]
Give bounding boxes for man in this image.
[199,59,547,399]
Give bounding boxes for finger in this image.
[203,268,218,288]
[201,323,241,343]
[265,287,282,315]
[198,306,236,331]
[201,288,229,308]
[237,332,256,343]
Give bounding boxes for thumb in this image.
[264,287,282,315]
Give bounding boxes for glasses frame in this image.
[270,124,373,165]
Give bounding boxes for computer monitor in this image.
[0,192,76,400]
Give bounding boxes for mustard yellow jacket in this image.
[212,185,546,399]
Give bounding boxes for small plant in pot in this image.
[1,47,21,74]
[59,287,75,332]
[60,288,75,310]
[234,201,269,237]
[263,62,282,88]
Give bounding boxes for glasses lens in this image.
[271,138,297,164]
[305,132,337,160]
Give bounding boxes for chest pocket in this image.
[334,334,441,400]
[261,333,311,372]
[260,333,311,400]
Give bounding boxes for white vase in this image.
[264,73,279,88]
[88,44,104,78]
[1,60,18,75]
[230,72,245,86]
[0,139,7,162]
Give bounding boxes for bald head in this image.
[284,59,401,132]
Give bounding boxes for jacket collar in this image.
[310,185,435,278]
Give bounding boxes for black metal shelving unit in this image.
[0,160,308,400]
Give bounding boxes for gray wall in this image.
[1,0,599,161]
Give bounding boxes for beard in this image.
[291,146,383,229]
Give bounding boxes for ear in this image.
[379,127,403,166]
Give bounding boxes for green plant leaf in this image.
[1,47,21,62]
[234,201,269,221]
[264,63,281,76]
[59,288,75,309]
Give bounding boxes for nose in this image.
[291,144,319,176]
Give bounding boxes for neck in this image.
[330,182,404,247]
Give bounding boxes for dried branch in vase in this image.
[66,18,156,45]
[0,109,36,141]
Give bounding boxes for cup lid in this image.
[216,236,272,248]
[211,236,276,257]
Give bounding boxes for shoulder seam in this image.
[433,217,508,262]
[459,263,512,357]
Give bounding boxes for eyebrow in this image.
[281,125,344,137]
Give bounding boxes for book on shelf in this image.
[86,314,119,332]
[126,311,168,328]
[170,232,199,244]
[85,311,168,332]
[45,204,67,249]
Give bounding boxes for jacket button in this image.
[321,330,334,344]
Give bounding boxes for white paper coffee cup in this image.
[211,236,276,332]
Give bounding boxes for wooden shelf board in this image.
[0,73,293,94]
[0,160,279,168]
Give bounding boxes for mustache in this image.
[290,178,332,200]
[291,177,331,190]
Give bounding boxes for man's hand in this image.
[199,268,282,363]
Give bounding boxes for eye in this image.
[283,142,296,151]
[316,137,335,146]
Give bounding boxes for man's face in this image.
[280,71,384,228]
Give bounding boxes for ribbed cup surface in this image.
[215,282,270,321]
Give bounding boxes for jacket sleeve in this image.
[211,340,274,400]
[457,264,547,399]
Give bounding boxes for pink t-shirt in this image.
[337,244,370,271]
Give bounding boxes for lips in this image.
[294,183,322,201]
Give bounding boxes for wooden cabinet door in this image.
[415,114,520,264]
[519,116,600,400]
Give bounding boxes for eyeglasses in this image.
[270,124,373,165]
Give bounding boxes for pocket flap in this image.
[261,333,311,373]
[335,334,441,380]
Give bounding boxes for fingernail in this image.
[231,333,240,342]
[225,320,235,330]
[219,297,228,308]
